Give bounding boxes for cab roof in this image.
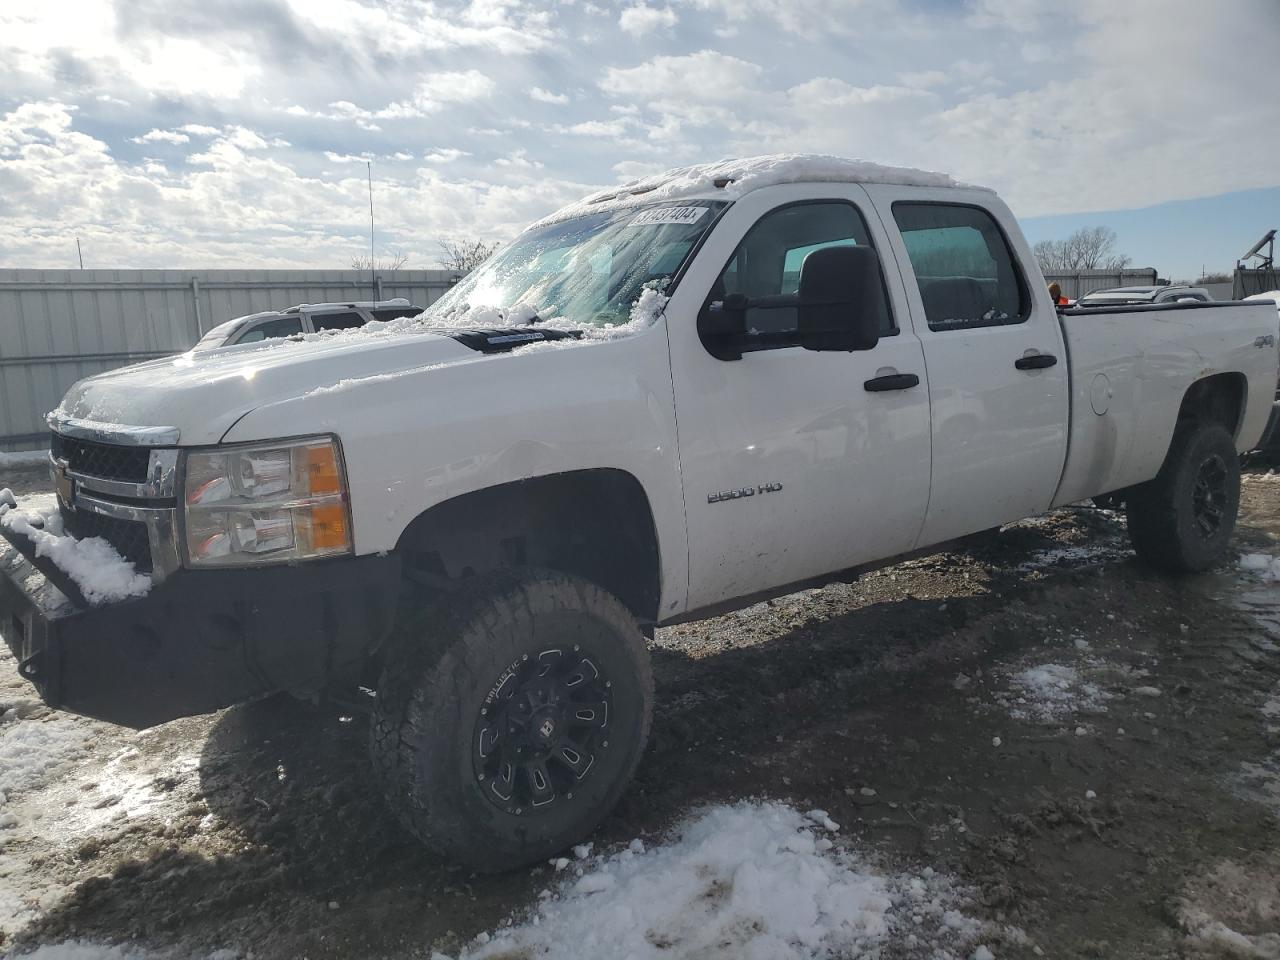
[533,153,986,228]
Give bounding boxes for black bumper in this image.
[0,530,399,729]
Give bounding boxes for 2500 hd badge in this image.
[707,482,783,504]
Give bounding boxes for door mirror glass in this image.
[797,245,884,352]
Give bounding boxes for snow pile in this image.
[1239,553,1280,582]
[0,717,93,799]
[534,154,983,228]
[454,801,991,960]
[998,663,1111,724]
[0,493,150,605]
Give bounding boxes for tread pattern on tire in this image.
[1126,419,1240,574]
[369,567,653,872]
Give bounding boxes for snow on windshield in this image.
[405,200,723,336]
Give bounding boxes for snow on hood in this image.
[53,329,478,446]
[532,153,984,228]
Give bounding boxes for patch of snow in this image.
[1239,553,1280,582]
[533,154,983,228]
[1016,543,1124,572]
[999,663,1112,725]
[0,494,150,605]
[0,717,94,799]
[455,801,992,960]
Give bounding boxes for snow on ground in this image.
[0,716,94,800]
[0,493,150,605]
[7,802,1012,960]
[995,663,1113,726]
[458,801,998,960]
[1240,552,1280,582]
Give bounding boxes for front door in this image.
[667,183,933,612]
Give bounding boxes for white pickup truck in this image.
[2,155,1277,871]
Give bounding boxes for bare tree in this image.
[350,250,410,271]
[1034,227,1132,273]
[437,238,499,274]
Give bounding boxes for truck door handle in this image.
[1015,354,1058,370]
[863,373,920,392]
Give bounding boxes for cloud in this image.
[130,128,190,145]
[618,4,678,35]
[0,100,590,268]
[530,86,569,104]
[1,0,1277,271]
[683,0,891,38]
[423,148,470,163]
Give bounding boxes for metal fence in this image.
[0,269,458,451]
[1042,269,1159,300]
[1234,267,1280,299]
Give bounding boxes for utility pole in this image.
[76,237,83,269]
[367,161,376,296]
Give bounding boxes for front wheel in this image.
[1126,420,1240,573]
[369,569,653,873]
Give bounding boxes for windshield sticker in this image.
[627,206,709,228]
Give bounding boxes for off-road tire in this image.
[369,568,653,873]
[1126,420,1240,573]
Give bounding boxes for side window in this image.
[705,201,894,345]
[311,311,366,332]
[892,203,1029,332]
[234,316,302,344]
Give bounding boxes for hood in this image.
[54,330,479,446]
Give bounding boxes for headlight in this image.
[183,436,352,567]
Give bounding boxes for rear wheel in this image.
[369,568,652,873]
[1126,420,1240,573]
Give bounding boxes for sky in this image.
[1,0,1278,278]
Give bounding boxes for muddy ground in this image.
[1,463,1278,959]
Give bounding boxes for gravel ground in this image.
[1,464,1278,959]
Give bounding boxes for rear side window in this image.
[234,316,303,344]
[892,203,1029,332]
[311,311,367,332]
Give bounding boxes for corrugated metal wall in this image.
[1042,269,1159,300]
[0,269,458,451]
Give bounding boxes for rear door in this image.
[864,186,1069,546]
[667,182,933,611]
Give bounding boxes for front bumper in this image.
[0,527,399,729]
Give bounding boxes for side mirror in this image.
[797,246,884,352]
[697,292,749,361]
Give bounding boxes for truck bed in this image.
[1052,300,1278,507]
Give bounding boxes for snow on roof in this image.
[533,153,984,228]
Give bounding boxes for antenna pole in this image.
[76,237,83,270]
[367,161,376,295]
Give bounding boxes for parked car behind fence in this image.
[192,298,425,350]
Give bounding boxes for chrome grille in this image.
[50,434,152,483]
